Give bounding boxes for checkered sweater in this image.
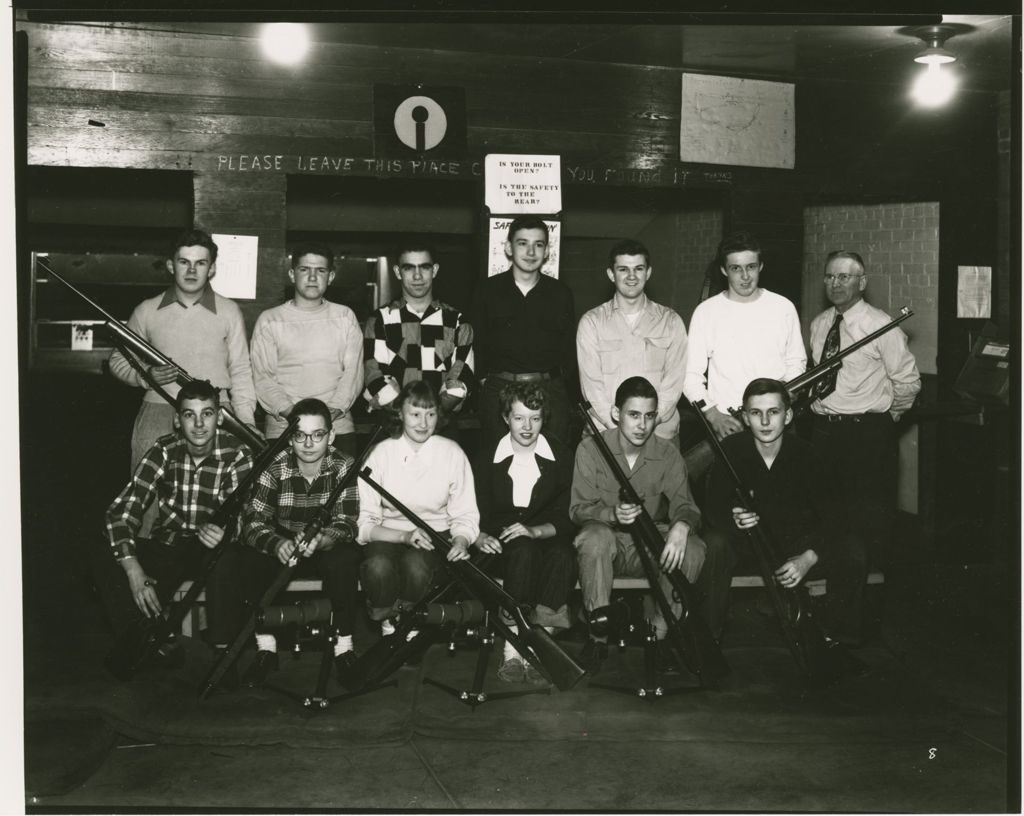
[363,298,474,398]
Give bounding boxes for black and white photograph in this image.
[9,3,1019,813]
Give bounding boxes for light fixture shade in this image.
[914,45,957,65]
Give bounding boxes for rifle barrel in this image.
[786,306,913,395]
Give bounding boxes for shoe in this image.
[523,660,546,685]
[241,650,278,688]
[656,640,682,675]
[151,640,185,671]
[334,650,358,687]
[579,639,608,674]
[497,655,526,683]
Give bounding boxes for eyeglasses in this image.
[823,273,864,285]
[291,429,330,444]
[725,263,761,275]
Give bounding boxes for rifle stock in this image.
[43,262,265,452]
[692,399,862,686]
[358,467,585,691]
[578,403,728,686]
[104,417,299,681]
[198,424,385,698]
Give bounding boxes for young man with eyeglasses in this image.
[96,380,254,674]
[362,244,475,436]
[808,251,921,564]
[251,243,364,456]
[683,232,806,439]
[233,398,361,687]
[109,229,259,471]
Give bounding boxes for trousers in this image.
[359,540,445,621]
[91,535,241,644]
[574,521,734,640]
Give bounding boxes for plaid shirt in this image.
[363,298,474,399]
[105,431,254,560]
[242,447,359,556]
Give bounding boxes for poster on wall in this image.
[485,154,562,214]
[211,233,259,300]
[680,73,795,169]
[956,265,992,318]
[487,217,560,278]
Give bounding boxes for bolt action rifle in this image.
[343,484,565,692]
[682,306,914,475]
[691,400,863,686]
[198,423,386,698]
[358,468,586,692]
[578,402,730,687]
[40,261,265,452]
[104,416,299,681]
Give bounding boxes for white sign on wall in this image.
[680,73,795,169]
[487,217,560,278]
[210,233,259,300]
[485,154,562,214]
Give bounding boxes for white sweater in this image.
[682,289,806,412]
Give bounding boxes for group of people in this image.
[95,214,921,689]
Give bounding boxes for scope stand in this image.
[422,608,551,710]
[589,621,702,702]
[263,623,397,711]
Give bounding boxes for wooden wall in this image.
[20,19,1006,373]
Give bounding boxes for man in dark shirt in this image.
[471,215,577,447]
[704,378,867,645]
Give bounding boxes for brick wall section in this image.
[673,208,723,324]
[802,202,939,375]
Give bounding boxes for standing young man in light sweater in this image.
[577,238,688,444]
[682,232,806,439]
[109,229,259,470]
[250,243,364,456]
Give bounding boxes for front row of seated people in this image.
[99,373,865,688]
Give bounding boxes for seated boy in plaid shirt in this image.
[235,398,361,687]
[97,380,254,672]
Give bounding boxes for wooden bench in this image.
[175,572,885,637]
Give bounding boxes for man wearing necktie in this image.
[808,251,921,566]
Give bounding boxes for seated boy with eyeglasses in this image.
[233,398,362,687]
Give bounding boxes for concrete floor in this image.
[22,557,1016,813]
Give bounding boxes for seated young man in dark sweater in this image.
[703,377,867,645]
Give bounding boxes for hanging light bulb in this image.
[911,62,958,108]
[260,23,310,66]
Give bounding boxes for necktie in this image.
[812,313,843,400]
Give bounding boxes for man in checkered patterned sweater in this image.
[362,244,475,428]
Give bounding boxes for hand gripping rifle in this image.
[343,487,563,692]
[681,306,914,476]
[40,262,265,452]
[691,402,862,687]
[358,468,586,692]
[104,416,299,681]
[786,305,914,403]
[198,424,386,698]
[578,403,729,687]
